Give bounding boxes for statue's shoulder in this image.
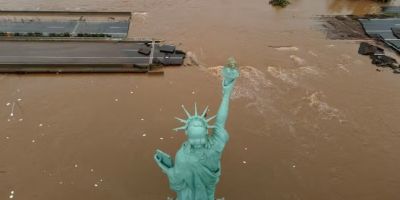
[212,125,229,141]
[209,127,229,153]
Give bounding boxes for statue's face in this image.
[186,119,207,147]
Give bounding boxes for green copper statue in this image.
[154,57,239,200]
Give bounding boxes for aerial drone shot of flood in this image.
[1,0,400,199]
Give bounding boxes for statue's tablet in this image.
[156,149,173,168]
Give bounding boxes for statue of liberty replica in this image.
[154,58,240,200]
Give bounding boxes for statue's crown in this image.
[174,103,216,132]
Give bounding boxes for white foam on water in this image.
[304,91,342,120]
[206,65,274,114]
[267,66,298,86]
[275,46,299,51]
[308,50,318,57]
[299,66,320,76]
[184,51,201,66]
[133,12,148,21]
[205,62,322,118]
[290,55,306,66]
[337,64,350,73]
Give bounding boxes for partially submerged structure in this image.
[0,10,131,39]
[359,18,400,53]
[0,41,185,73]
[358,42,400,73]
[0,10,185,73]
[319,6,400,74]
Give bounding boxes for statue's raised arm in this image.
[215,57,240,129]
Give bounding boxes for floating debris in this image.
[160,137,164,140]
[242,161,247,164]
[114,98,119,102]
[140,118,144,121]
[10,102,15,117]
[244,147,248,151]
[130,91,134,94]
[192,91,196,95]
[5,136,9,139]
[32,139,36,143]
[94,183,98,187]
[142,133,147,137]
[59,181,63,185]
[269,0,290,7]
[292,165,296,168]
[358,42,384,55]
[74,164,78,168]
[273,46,299,51]
[17,98,22,102]
[38,123,43,127]
[90,169,94,172]
[18,118,23,122]
[6,102,10,106]
[358,42,400,73]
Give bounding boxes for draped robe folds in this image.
[166,126,229,200]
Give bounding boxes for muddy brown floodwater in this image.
[1,0,400,199]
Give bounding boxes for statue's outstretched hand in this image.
[154,154,173,176]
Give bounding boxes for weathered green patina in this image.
[154,58,239,200]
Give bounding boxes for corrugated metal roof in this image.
[359,18,400,53]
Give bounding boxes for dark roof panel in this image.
[359,18,400,53]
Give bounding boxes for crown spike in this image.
[175,117,187,123]
[206,115,216,122]
[173,125,187,132]
[194,103,198,116]
[181,105,191,118]
[201,106,209,118]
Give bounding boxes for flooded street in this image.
[1,0,400,199]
